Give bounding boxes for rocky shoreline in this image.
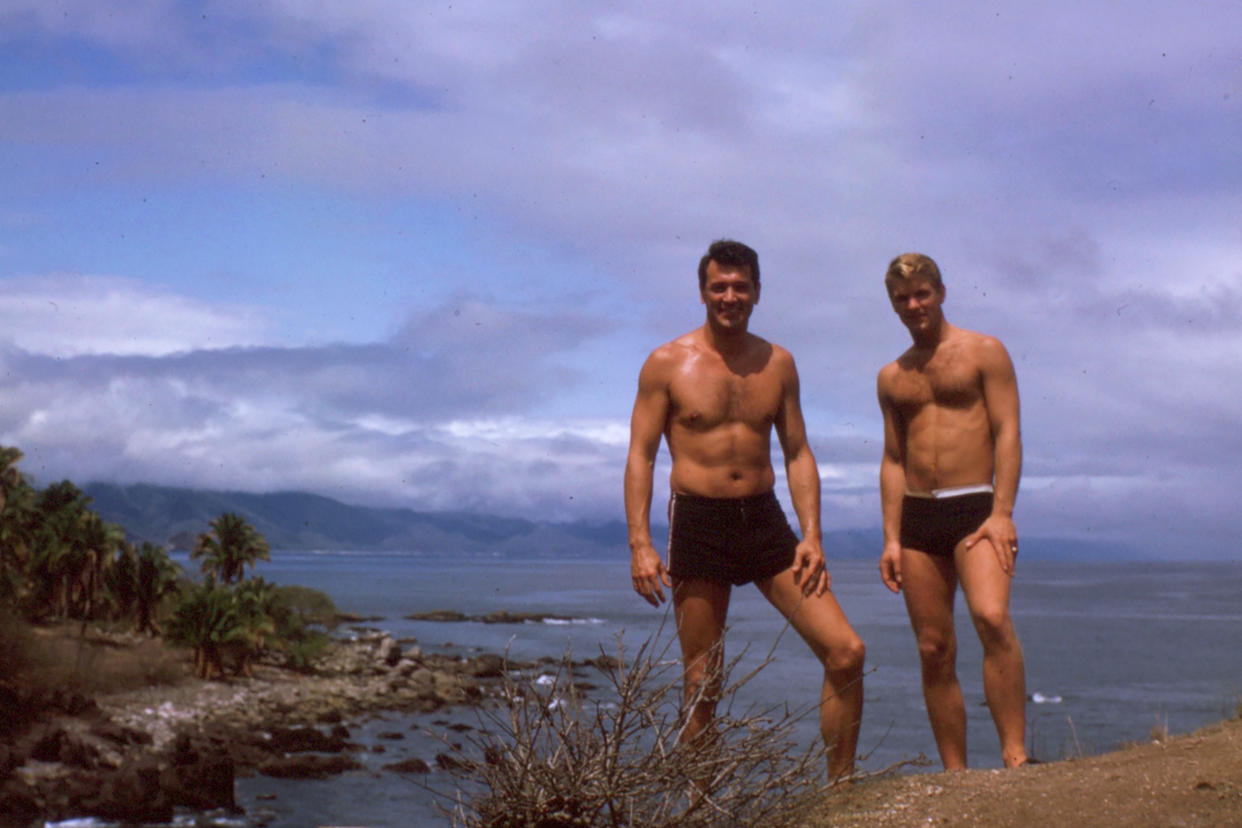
[0,626,615,826]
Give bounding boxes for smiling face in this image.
[700,258,759,333]
[887,274,945,336]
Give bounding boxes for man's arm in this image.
[774,352,828,597]
[877,369,907,593]
[963,336,1022,574]
[625,349,673,606]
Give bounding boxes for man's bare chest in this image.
[889,358,981,412]
[668,368,782,430]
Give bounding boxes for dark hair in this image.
[698,239,760,291]
[885,252,943,293]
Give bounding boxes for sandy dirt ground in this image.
[804,718,1242,827]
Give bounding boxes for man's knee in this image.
[826,635,866,675]
[970,607,1015,648]
[917,633,956,670]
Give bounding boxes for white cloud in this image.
[0,274,273,356]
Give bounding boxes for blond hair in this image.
[885,252,943,293]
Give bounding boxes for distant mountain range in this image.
[82,482,1137,560]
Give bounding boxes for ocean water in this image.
[144,553,1242,828]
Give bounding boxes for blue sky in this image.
[1,1,1238,557]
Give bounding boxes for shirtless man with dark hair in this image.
[625,239,865,782]
[877,252,1029,769]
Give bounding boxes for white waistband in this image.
[905,483,994,499]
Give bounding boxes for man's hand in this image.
[879,541,903,593]
[791,538,830,597]
[964,514,1019,575]
[631,543,671,606]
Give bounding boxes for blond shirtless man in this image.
[877,252,1029,769]
[625,239,865,782]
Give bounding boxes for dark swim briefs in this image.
[667,490,799,586]
[899,490,994,557]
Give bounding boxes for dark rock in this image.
[478,611,573,625]
[376,731,405,740]
[93,720,152,747]
[265,725,349,753]
[316,710,344,724]
[435,752,472,772]
[29,726,101,768]
[0,779,41,826]
[376,636,402,667]
[0,682,24,740]
[584,655,623,670]
[405,610,468,622]
[93,760,174,823]
[461,653,506,678]
[161,737,237,811]
[48,688,97,717]
[259,754,363,779]
[0,744,20,779]
[383,757,431,774]
[335,612,384,623]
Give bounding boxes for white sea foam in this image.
[1031,692,1063,704]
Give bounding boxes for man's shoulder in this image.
[647,330,700,359]
[640,331,701,375]
[953,327,1012,363]
[759,335,794,362]
[878,345,917,380]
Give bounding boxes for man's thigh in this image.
[899,547,958,638]
[953,537,1013,622]
[673,577,731,659]
[756,568,861,663]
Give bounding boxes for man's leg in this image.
[757,570,865,782]
[900,548,968,770]
[672,577,731,746]
[955,538,1028,767]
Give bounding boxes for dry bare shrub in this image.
[442,625,836,828]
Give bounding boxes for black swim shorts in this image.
[667,490,799,586]
[899,491,994,557]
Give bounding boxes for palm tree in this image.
[0,476,37,604]
[230,576,278,677]
[165,580,243,679]
[103,541,139,621]
[192,513,271,585]
[29,481,93,619]
[134,542,181,635]
[75,512,126,626]
[0,445,24,513]
[0,446,33,602]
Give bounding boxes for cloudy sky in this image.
[1,1,1238,556]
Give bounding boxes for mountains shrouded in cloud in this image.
[84,482,1137,562]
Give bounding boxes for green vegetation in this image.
[191,512,271,584]
[0,444,336,685]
